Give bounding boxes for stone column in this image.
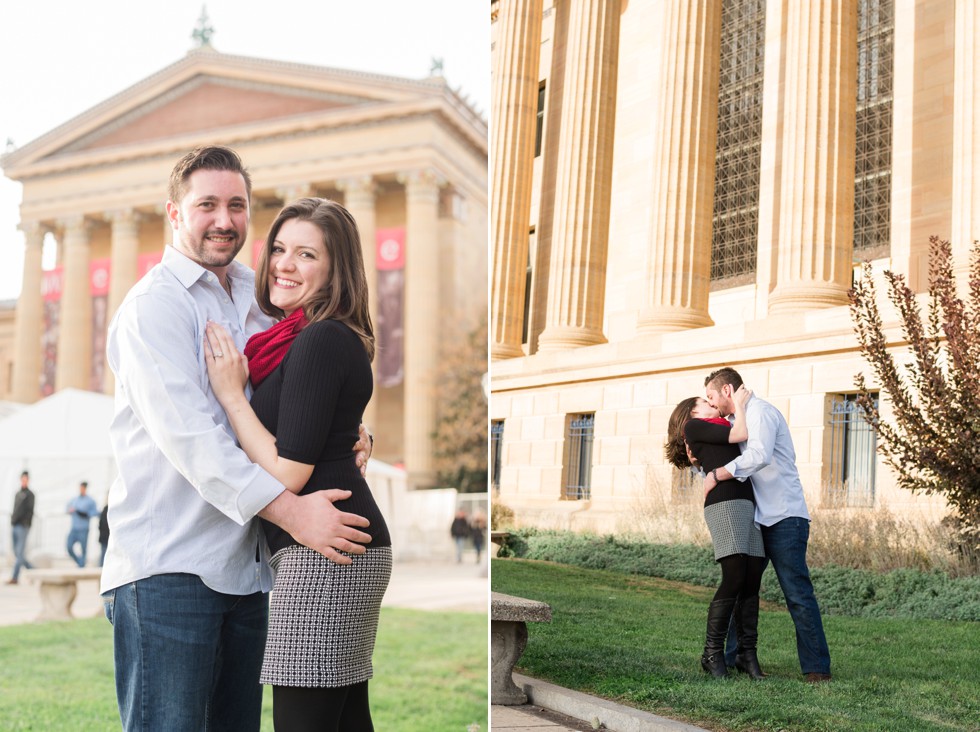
[767,0,857,313]
[401,169,443,487]
[952,0,980,271]
[490,0,544,359]
[11,223,47,403]
[103,210,142,393]
[536,0,621,352]
[107,210,142,322]
[637,0,721,333]
[338,175,379,432]
[55,216,94,391]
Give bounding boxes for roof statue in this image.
[429,57,444,76]
[191,5,215,48]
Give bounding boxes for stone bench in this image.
[22,567,102,622]
[491,591,552,705]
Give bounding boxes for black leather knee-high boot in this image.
[734,595,766,679]
[701,598,736,678]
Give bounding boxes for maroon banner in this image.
[40,267,63,396]
[375,228,404,387]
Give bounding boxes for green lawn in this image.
[0,608,487,731]
[492,558,980,732]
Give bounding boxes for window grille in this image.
[854,0,894,258]
[563,414,595,500]
[711,0,766,286]
[825,394,878,507]
[535,83,546,157]
[491,420,505,493]
[522,230,534,345]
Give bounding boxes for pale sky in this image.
[0,0,489,300]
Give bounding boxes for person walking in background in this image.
[102,146,373,732]
[470,510,487,564]
[665,386,767,679]
[206,197,391,731]
[702,367,832,683]
[98,502,110,568]
[66,481,98,567]
[7,471,35,584]
[451,509,470,563]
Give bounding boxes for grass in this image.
[492,558,980,732]
[0,608,487,731]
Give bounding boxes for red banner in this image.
[90,258,110,296]
[41,268,64,302]
[138,252,163,278]
[376,228,405,271]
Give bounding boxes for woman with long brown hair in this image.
[205,197,390,730]
[665,385,767,679]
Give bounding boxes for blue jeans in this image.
[66,527,89,567]
[11,524,33,580]
[724,517,831,674]
[102,573,268,732]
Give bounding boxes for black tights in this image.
[272,681,373,732]
[712,553,766,603]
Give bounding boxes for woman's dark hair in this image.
[664,397,700,469]
[255,197,375,361]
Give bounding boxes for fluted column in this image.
[401,169,443,486]
[490,0,544,359]
[767,0,857,313]
[637,0,721,333]
[11,223,47,402]
[103,210,142,393]
[537,0,621,352]
[338,176,379,432]
[952,0,980,269]
[107,210,142,321]
[55,216,94,391]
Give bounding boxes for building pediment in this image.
[2,49,468,176]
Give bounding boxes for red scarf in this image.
[700,417,732,426]
[244,309,308,388]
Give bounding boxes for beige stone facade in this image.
[2,48,488,488]
[490,0,963,531]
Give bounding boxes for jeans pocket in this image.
[102,589,116,624]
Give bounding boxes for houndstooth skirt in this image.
[703,499,765,561]
[260,544,392,688]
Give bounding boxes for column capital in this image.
[275,183,315,202]
[397,168,447,194]
[17,221,50,243]
[56,215,95,236]
[105,208,145,226]
[336,175,377,197]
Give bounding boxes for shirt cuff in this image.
[234,470,286,522]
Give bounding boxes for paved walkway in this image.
[0,557,488,626]
[492,675,709,732]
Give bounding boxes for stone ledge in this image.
[491,591,553,623]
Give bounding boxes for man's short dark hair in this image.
[80,481,88,489]
[705,367,744,392]
[20,471,28,479]
[167,145,252,205]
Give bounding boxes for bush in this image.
[502,528,980,621]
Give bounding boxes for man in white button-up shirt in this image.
[101,146,373,731]
[702,367,832,683]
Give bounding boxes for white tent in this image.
[0,388,117,565]
[0,388,468,566]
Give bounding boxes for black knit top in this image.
[253,319,391,555]
[683,418,756,509]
